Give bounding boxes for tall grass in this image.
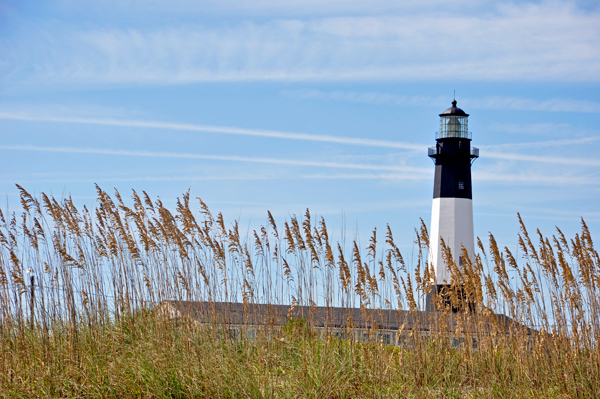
[1,185,598,398]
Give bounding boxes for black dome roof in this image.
[440,100,469,117]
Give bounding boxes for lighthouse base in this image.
[425,285,475,313]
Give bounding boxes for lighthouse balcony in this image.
[428,146,479,158]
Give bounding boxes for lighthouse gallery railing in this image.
[428,146,479,158]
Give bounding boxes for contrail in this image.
[2,112,596,167]
[0,144,431,173]
[0,113,425,150]
[484,151,600,167]
[304,172,597,185]
[474,172,598,185]
[479,137,599,150]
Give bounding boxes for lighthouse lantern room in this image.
[426,100,479,312]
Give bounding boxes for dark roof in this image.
[161,301,534,335]
[440,100,469,117]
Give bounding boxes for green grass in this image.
[1,313,597,398]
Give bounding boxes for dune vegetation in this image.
[1,185,598,398]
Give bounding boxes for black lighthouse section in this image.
[430,138,474,199]
[428,99,479,200]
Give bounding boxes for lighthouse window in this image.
[458,180,465,190]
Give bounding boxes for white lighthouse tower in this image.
[426,100,478,311]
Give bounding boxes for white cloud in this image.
[0,144,431,173]
[58,0,485,16]
[0,112,425,150]
[462,97,600,113]
[286,89,600,114]
[3,146,594,185]
[303,171,599,185]
[485,122,576,135]
[284,89,448,107]
[3,1,599,86]
[300,172,428,180]
[0,174,275,184]
[484,151,600,167]
[474,171,599,185]
[2,111,599,168]
[481,136,600,150]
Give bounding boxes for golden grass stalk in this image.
[0,186,598,397]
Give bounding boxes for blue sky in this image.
[1,0,599,259]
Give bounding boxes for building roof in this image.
[159,300,534,335]
[440,100,469,117]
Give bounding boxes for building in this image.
[426,100,479,311]
[158,301,531,347]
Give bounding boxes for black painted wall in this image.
[430,138,473,200]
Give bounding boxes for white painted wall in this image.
[428,197,474,285]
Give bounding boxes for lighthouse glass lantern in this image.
[440,116,468,138]
[426,99,479,312]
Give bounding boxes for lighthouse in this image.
[425,100,479,312]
